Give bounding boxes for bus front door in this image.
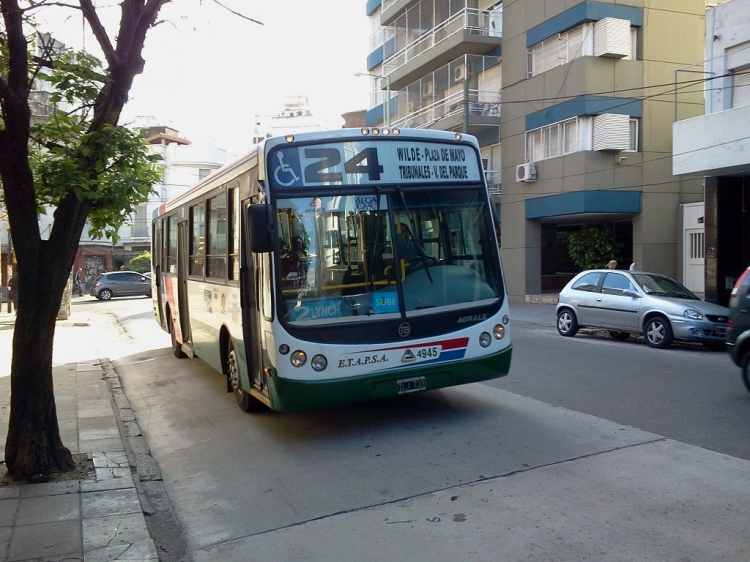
[242,200,264,392]
[177,221,192,354]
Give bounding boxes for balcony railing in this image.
[391,89,500,129]
[485,171,501,196]
[383,8,501,76]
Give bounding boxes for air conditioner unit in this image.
[516,162,537,183]
[422,81,433,97]
[454,64,467,82]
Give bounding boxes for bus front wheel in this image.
[226,339,261,412]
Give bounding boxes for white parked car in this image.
[556,269,729,350]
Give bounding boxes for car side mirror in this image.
[623,290,640,298]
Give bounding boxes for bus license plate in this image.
[397,376,426,394]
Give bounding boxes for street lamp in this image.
[355,72,391,127]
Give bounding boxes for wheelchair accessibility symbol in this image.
[273,152,300,187]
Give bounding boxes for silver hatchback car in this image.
[556,269,729,350]
[89,271,152,301]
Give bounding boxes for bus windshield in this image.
[276,188,502,325]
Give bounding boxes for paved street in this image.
[1,297,749,561]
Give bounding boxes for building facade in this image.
[674,0,750,305]
[364,0,708,302]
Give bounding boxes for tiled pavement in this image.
[0,308,158,561]
[0,297,559,561]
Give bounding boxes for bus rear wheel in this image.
[226,339,261,412]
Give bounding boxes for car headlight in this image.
[683,309,704,320]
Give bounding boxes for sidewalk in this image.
[0,306,158,561]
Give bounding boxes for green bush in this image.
[126,251,151,273]
[566,226,621,270]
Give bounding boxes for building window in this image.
[165,215,177,274]
[229,187,240,281]
[526,116,637,162]
[529,24,590,77]
[526,117,580,161]
[206,192,227,279]
[199,168,211,180]
[528,21,636,77]
[690,232,705,260]
[628,118,639,152]
[190,202,205,277]
[732,65,750,108]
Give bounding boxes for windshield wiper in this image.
[397,187,433,284]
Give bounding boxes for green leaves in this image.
[26,49,161,243]
[566,226,622,271]
[40,51,106,114]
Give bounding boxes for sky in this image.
[35,0,373,155]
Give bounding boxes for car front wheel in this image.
[644,316,673,349]
[557,309,579,337]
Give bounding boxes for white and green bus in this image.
[152,127,512,412]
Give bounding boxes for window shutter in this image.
[733,66,750,108]
[593,18,631,58]
[593,114,630,151]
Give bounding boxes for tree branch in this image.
[79,0,117,67]
[212,0,263,25]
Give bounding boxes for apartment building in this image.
[365,0,707,301]
[365,0,504,199]
[674,0,750,305]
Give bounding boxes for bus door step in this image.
[181,342,195,358]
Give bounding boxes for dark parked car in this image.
[727,265,750,393]
[556,269,729,350]
[89,271,152,301]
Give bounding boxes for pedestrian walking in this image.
[8,273,18,314]
[74,268,84,297]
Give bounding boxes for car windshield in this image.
[275,188,502,325]
[632,273,698,300]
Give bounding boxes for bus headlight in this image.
[494,324,505,340]
[311,355,328,371]
[479,332,492,348]
[290,350,307,367]
[279,344,290,355]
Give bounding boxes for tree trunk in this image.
[4,288,74,479]
[1,0,170,480]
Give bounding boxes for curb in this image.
[102,359,190,562]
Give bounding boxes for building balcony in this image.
[391,89,500,129]
[485,170,501,197]
[673,104,750,177]
[383,7,502,90]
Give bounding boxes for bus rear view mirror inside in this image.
[247,204,273,253]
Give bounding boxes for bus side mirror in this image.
[247,204,274,253]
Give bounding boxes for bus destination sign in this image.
[269,141,482,189]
